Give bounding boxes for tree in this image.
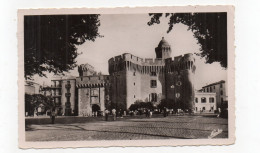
[157,99,175,110]
[25,94,55,116]
[148,13,227,68]
[129,102,155,111]
[24,15,101,80]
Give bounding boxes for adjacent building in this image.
[50,76,77,116]
[194,91,217,113]
[25,81,42,95]
[201,80,227,109]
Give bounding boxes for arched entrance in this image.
[92,104,100,112]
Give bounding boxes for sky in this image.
[33,14,227,90]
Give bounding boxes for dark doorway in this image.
[92,104,100,112]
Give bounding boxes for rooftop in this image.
[157,37,170,48]
[202,80,225,88]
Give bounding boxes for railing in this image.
[51,84,62,88]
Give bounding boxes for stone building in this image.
[108,37,196,111]
[76,64,110,116]
[49,37,196,116]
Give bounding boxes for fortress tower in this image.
[108,53,166,110]
[108,37,196,111]
[78,63,96,77]
[76,63,110,116]
[155,37,172,59]
[165,53,196,111]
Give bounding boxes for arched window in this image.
[195,97,198,103]
[201,97,206,103]
[150,80,157,88]
[209,97,214,103]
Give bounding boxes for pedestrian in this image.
[112,108,116,121]
[149,109,153,118]
[50,108,56,124]
[163,107,167,117]
[145,109,149,117]
[217,108,221,118]
[105,109,109,121]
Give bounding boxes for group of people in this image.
[105,108,117,121]
[145,109,153,118]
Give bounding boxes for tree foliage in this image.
[157,99,175,110]
[24,15,101,79]
[25,94,55,115]
[129,102,155,111]
[148,13,227,68]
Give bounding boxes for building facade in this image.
[50,76,76,116]
[50,37,197,116]
[194,91,217,113]
[201,80,227,109]
[76,64,110,116]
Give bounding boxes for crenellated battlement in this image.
[165,53,196,73]
[109,53,165,65]
[76,75,110,88]
[108,53,166,74]
[108,52,196,75]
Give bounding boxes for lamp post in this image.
[116,74,121,113]
[170,84,175,109]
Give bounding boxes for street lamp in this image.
[115,73,120,115]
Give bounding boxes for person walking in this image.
[145,109,149,118]
[163,107,167,117]
[149,109,153,118]
[112,108,116,121]
[50,108,56,124]
[105,109,109,121]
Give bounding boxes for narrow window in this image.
[209,97,214,103]
[150,72,156,76]
[150,80,157,88]
[201,97,206,103]
[195,97,198,103]
[151,93,157,102]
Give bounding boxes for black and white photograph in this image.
[18,6,235,148]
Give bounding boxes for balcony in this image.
[65,93,71,97]
[50,84,62,88]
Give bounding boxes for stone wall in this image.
[165,53,196,111]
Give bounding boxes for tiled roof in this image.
[202,80,225,88]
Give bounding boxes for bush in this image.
[129,102,155,111]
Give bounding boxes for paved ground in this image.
[25,115,228,141]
